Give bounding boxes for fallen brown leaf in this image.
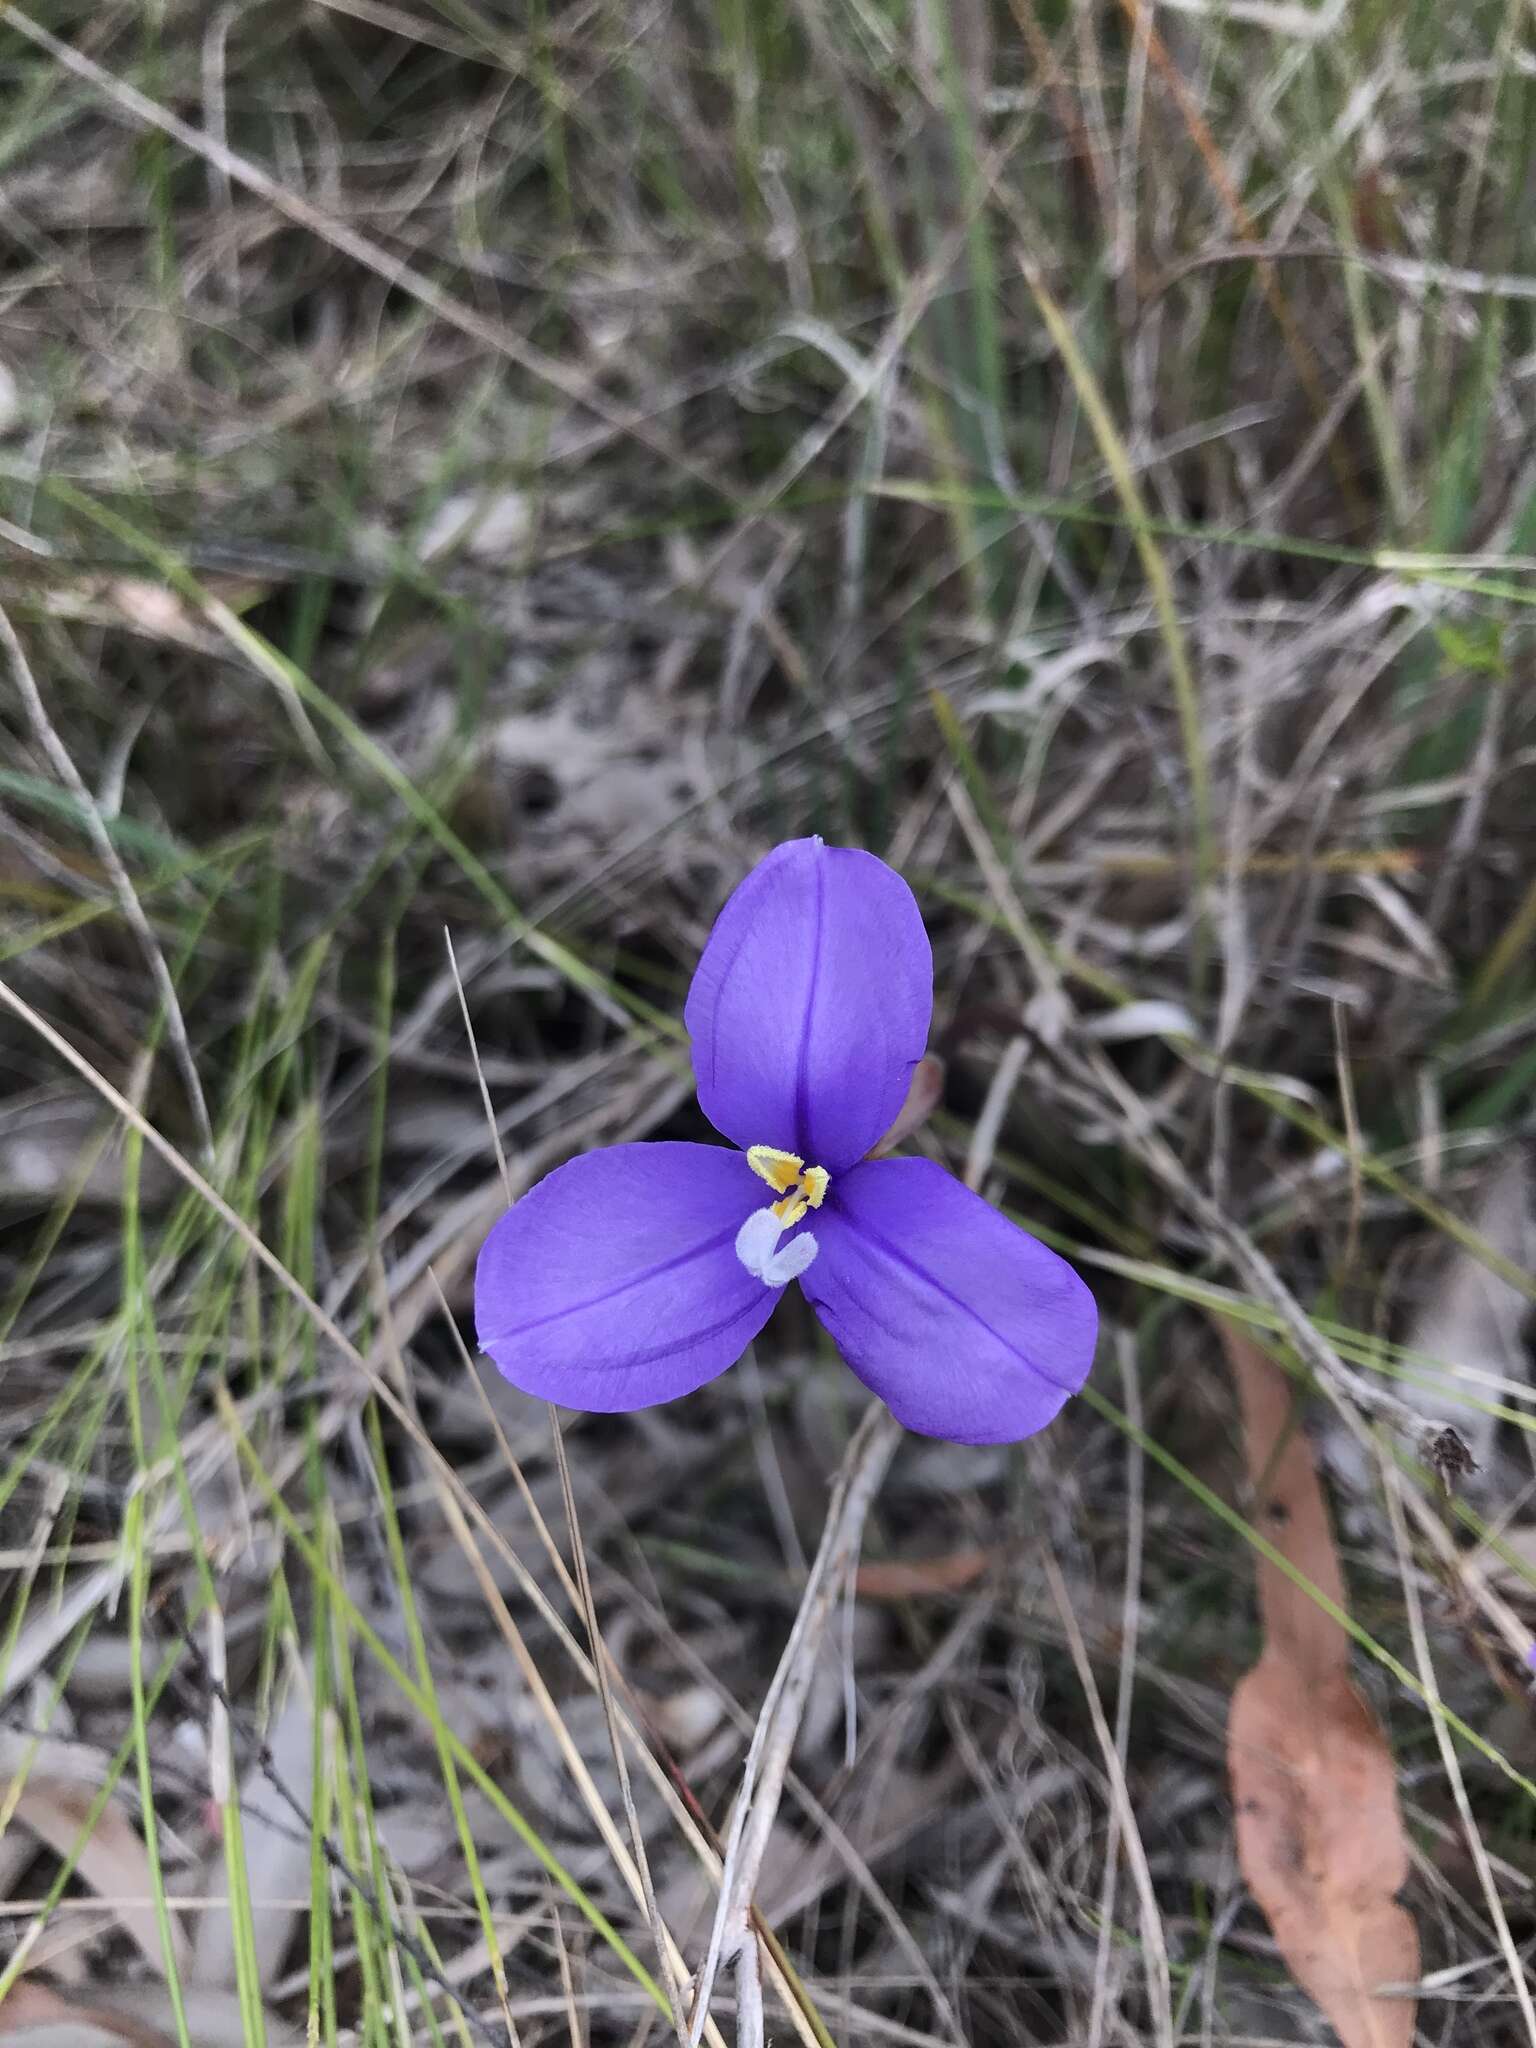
[0,1983,303,2047]
[854,1548,993,1598]
[0,1734,188,1981]
[1219,1320,1419,2048]
[0,1980,157,2044]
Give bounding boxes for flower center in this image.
[735,1146,830,1287]
[746,1144,830,1226]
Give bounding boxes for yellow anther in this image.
[748,1146,830,1228]
[747,1145,804,1194]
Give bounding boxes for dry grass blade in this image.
[0,603,211,1157]
[547,1409,691,2047]
[1041,1546,1173,2047]
[1220,1321,1419,2048]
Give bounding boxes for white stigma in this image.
[736,1206,819,1288]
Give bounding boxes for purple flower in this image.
[474,838,1097,1444]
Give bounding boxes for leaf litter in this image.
[2,1,1536,2040]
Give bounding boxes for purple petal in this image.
[684,838,932,1173]
[475,1142,778,1411]
[801,1158,1097,1444]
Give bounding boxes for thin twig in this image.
[445,924,511,1203]
[1086,1330,1148,2048]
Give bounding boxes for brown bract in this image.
[866,1055,946,1159]
[1220,1322,1419,2048]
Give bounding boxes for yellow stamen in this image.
[748,1146,830,1228]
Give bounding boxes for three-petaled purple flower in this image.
[474,838,1097,1444]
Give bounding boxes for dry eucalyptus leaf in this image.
[1220,1321,1419,2048]
[0,1983,302,2048]
[3,1769,187,1980]
[0,1986,91,2039]
[0,2022,133,2046]
[0,1982,155,2045]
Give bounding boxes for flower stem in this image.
[686,1404,901,2043]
